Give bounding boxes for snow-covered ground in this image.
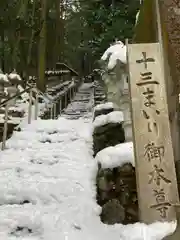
[0,83,176,239]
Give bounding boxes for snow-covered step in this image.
[0,101,174,239]
[62,83,94,120]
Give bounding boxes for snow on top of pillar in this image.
[93,110,124,129]
[8,70,22,82]
[101,40,127,70]
[95,142,134,169]
[0,70,9,84]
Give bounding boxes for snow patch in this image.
[0,73,9,83]
[93,111,124,128]
[114,221,176,240]
[96,142,134,169]
[101,41,127,69]
[8,73,22,82]
[94,102,114,111]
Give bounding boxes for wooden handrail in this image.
[0,80,79,108]
[0,86,33,108]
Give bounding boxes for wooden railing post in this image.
[73,86,75,100]
[69,88,72,102]
[65,92,67,107]
[53,102,56,119]
[28,88,33,124]
[2,102,9,150]
[50,104,53,119]
[59,98,62,115]
[93,81,95,105]
[34,91,38,120]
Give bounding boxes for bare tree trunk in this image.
[53,0,61,66]
[12,28,21,70]
[27,0,36,69]
[37,0,47,92]
[59,0,64,62]
[0,30,5,72]
[12,0,29,71]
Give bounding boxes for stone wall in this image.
[96,162,138,224]
[93,104,138,225]
[93,103,180,225]
[93,119,125,157]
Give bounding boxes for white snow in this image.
[96,142,134,169]
[135,10,140,25]
[101,41,127,69]
[17,85,30,101]
[8,72,22,82]
[0,117,100,240]
[0,73,9,83]
[93,111,124,128]
[94,102,114,111]
[0,116,176,240]
[0,82,177,239]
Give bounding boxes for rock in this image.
[118,186,131,205]
[98,176,109,191]
[125,205,139,224]
[97,167,114,181]
[101,199,125,224]
[117,163,135,176]
[96,168,115,204]
[93,122,125,156]
[96,163,138,224]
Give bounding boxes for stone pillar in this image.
[101,61,133,142]
[120,73,132,142]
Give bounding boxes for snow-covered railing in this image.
[0,79,44,150]
[45,70,70,76]
[0,75,82,150]
[0,68,81,127]
[0,84,33,150]
[0,86,33,108]
[39,79,81,120]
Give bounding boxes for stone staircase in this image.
[94,80,106,106]
[0,81,93,142]
[61,83,94,120]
